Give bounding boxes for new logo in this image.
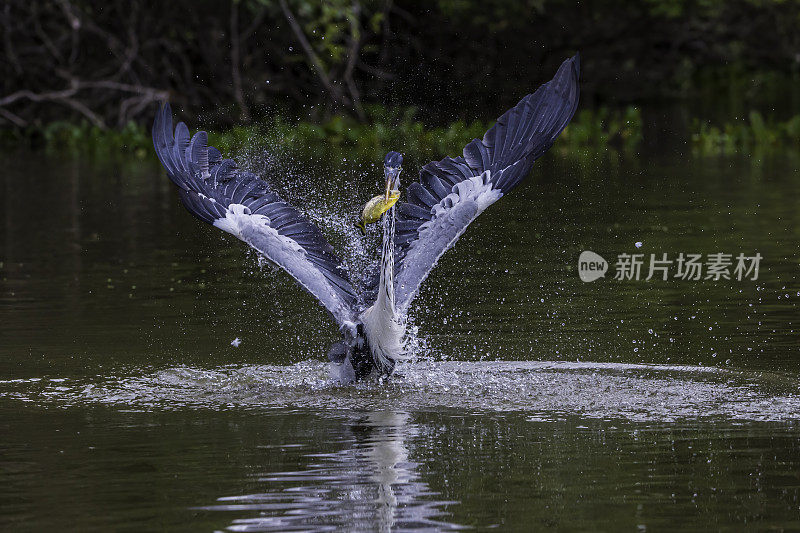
[578,251,608,282]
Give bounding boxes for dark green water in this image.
[1,145,799,531]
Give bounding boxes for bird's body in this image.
[152,55,580,382]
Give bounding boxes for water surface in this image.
[1,146,799,531]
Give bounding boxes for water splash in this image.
[231,139,383,293]
[2,361,799,423]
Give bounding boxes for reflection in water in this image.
[3,358,800,529]
[198,411,460,532]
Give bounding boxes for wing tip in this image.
[554,52,581,93]
[153,101,172,133]
[152,101,167,139]
[569,52,580,80]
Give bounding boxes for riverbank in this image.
[3,105,798,164]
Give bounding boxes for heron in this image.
[152,54,580,382]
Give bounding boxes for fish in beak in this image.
[355,153,403,235]
[355,190,400,235]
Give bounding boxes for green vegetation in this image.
[558,107,643,154]
[210,105,490,165]
[12,104,800,163]
[4,0,799,163]
[8,105,644,165]
[692,112,800,156]
[0,120,153,158]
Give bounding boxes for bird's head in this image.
[383,151,403,199]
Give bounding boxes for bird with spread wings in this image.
[152,54,580,382]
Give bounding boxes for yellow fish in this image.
[355,190,400,235]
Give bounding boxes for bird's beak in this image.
[384,166,401,201]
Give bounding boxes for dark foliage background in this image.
[1,0,799,131]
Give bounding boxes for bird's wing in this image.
[152,103,358,326]
[391,54,580,313]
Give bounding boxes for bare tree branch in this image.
[279,0,351,110]
[0,107,27,127]
[2,4,23,74]
[0,87,80,107]
[0,81,168,129]
[61,97,106,128]
[230,1,251,122]
[343,2,366,121]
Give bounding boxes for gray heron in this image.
[152,54,580,382]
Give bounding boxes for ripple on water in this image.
[1,361,799,422]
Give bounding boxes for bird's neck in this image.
[378,205,396,312]
[359,204,405,373]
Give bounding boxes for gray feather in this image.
[372,54,580,313]
[152,103,358,326]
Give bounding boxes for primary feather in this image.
[152,103,358,326]
[373,54,581,313]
